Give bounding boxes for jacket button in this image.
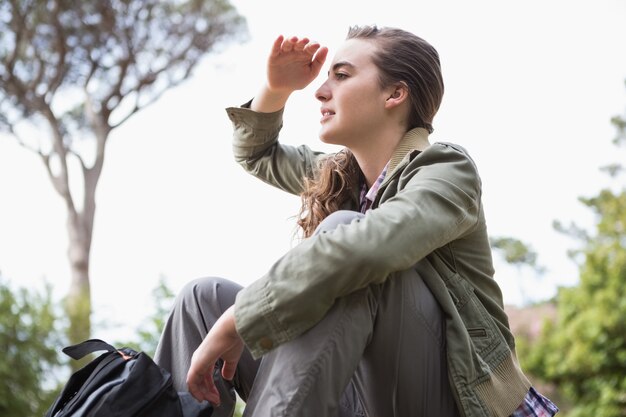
[259,337,273,350]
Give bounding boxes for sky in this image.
[1,0,625,341]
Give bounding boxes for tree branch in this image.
[26,51,46,94]
[110,74,187,130]
[5,0,26,71]
[109,35,198,130]
[101,56,132,120]
[46,0,69,96]
[38,99,76,215]
[13,131,42,155]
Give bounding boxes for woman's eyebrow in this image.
[328,61,356,75]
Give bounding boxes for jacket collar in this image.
[387,127,430,174]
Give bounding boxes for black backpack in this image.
[44,339,213,417]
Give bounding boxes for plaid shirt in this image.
[359,163,389,213]
[359,167,559,417]
[511,387,559,417]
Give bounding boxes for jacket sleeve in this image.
[234,143,484,358]
[226,103,326,195]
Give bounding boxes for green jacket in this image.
[225,103,531,417]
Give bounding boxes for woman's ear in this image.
[384,82,409,109]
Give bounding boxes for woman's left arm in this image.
[236,143,483,358]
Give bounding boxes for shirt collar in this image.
[358,127,430,212]
[387,127,430,175]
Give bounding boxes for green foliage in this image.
[527,191,626,417]
[491,236,546,305]
[491,236,542,269]
[235,396,245,417]
[135,275,176,356]
[114,275,175,357]
[0,274,179,415]
[524,91,626,417]
[0,274,66,417]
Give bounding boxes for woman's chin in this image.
[318,130,339,145]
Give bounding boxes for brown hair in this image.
[297,25,444,237]
[296,149,361,238]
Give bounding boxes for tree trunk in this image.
[36,100,105,366]
[65,210,92,345]
[64,210,93,370]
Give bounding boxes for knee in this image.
[176,277,242,313]
[179,276,232,296]
[313,210,365,236]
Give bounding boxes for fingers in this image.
[292,37,310,52]
[281,36,305,53]
[270,35,284,57]
[187,366,220,405]
[271,35,324,59]
[221,359,238,381]
[311,46,328,74]
[204,373,221,404]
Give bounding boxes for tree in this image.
[525,81,626,417]
[490,236,545,305]
[0,272,66,417]
[0,0,247,349]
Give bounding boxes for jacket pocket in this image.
[445,273,501,358]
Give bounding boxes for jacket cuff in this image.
[233,277,291,359]
[226,100,284,150]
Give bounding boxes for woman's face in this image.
[315,38,391,148]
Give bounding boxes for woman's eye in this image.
[335,72,348,80]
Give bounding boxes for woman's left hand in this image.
[186,305,244,405]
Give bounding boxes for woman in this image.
[155,26,559,417]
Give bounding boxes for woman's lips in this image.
[320,109,335,123]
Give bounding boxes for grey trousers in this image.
[154,211,459,417]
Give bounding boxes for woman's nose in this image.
[315,81,330,102]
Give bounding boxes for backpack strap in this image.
[62,339,117,360]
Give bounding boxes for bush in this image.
[0,274,66,417]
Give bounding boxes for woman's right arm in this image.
[227,36,329,195]
[227,103,324,195]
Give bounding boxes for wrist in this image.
[222,305,239,338]
[250,84,291,113]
